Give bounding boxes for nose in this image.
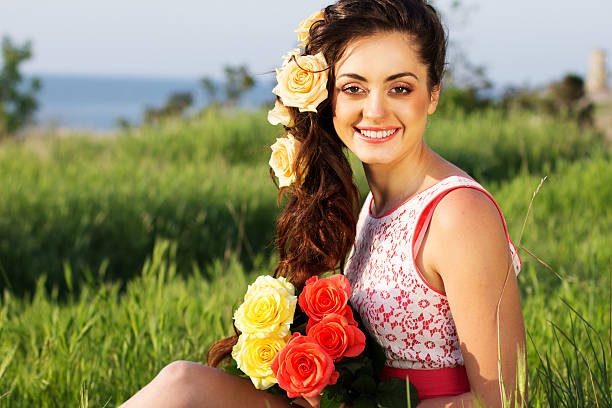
[362,90,387,121]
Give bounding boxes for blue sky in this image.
[1,0,610,89]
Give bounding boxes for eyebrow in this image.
[337,72,419,81]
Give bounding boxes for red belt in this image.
[379,365,470,400]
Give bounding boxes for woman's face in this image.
[332,31,440,168]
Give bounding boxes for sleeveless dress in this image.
[344,175,521,400]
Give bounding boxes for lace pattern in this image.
[344,176,521,369]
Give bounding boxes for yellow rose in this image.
[267,100,294,127]
[250,275,295,295]
[232,333,288,390]
[295,10,324,47]
[281,48,302,67]
[272,52,328,113]
[269,134,301,188]
[234,275,297,337]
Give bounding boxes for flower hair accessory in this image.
[269,134,301,188]
[295,10,325,48]
[268,10,328,188]
[272,51,328,113]
[267,100,294,127]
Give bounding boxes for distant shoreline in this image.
[25,73,275,131]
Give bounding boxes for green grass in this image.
[0,107,610,406]
[0,108,605,296]
[0,241,255,406]
[0,240,608,407]
[0,110,282,295]
[495,154,611,287]
[426,108,605,182]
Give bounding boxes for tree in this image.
[200,77,218,104]
[142,91,193,125]
[200,64,255,109]
[0,36,41,138]
[223,65,255,106]
[164,92,193,116]
[548,74,585,108]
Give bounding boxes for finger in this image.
[303,395,321,408]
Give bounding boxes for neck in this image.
[363,141,435,216]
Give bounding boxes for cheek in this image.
[332,117,351,149]
[332,96,358,128]
[413,91,432,115]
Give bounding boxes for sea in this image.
[27,74,276,131]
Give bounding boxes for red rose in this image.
[307,313,366,361]
[299,275,352,323]
[305,305,356,333]
[271,333,339,398]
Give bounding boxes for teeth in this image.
[358,129,397,138]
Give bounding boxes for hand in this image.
[291,396,348,408]
[290,395,321,408]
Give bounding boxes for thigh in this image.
[120,360,293,408]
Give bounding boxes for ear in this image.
[427,82,441,115]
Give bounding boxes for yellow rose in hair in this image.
[234,275,297,337]
[232,333,288,390]
[272,52,328,113]
[269,134,301,188]
[267,100,294,127]
[281,48,302,67]
[296,10,324,47]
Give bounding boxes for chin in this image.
[354,152,395,166]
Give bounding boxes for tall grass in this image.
[495,155,611,288]
[0,240,263,407]
[0,107,609,406]
[0,240,609,407]
[0,108,604,295]
[0,110,281,295]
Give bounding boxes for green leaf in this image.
[369,341,387,376]
[407,382,419,408]
[320,391,344,408]
[351,396,376,408]
[323,381,346,399]
[352,374,377,395]
[337,354,372,376]
[375,378,420,408]
[221,358,247,379]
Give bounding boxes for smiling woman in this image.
[332,32,439,174]
[120,1,526,407]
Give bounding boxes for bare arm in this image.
[418,188,527,407]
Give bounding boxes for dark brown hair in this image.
[207,0,447,367]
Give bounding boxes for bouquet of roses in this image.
[222,273,419,408]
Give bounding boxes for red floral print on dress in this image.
[344,176,521,370]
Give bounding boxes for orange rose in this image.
[299,275,352,322]
[307,313,366,362]
[272,52,328,113]
[295,10,324,47]
[271,333,339,398]
[269,134,300,188]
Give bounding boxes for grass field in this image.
[0,107,610,406]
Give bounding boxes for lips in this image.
[353,126,400,143]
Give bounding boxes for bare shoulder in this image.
[431,187,502,231]
[427,187,510,279]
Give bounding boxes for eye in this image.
[341,85,365,95]
[390,86,412,95]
